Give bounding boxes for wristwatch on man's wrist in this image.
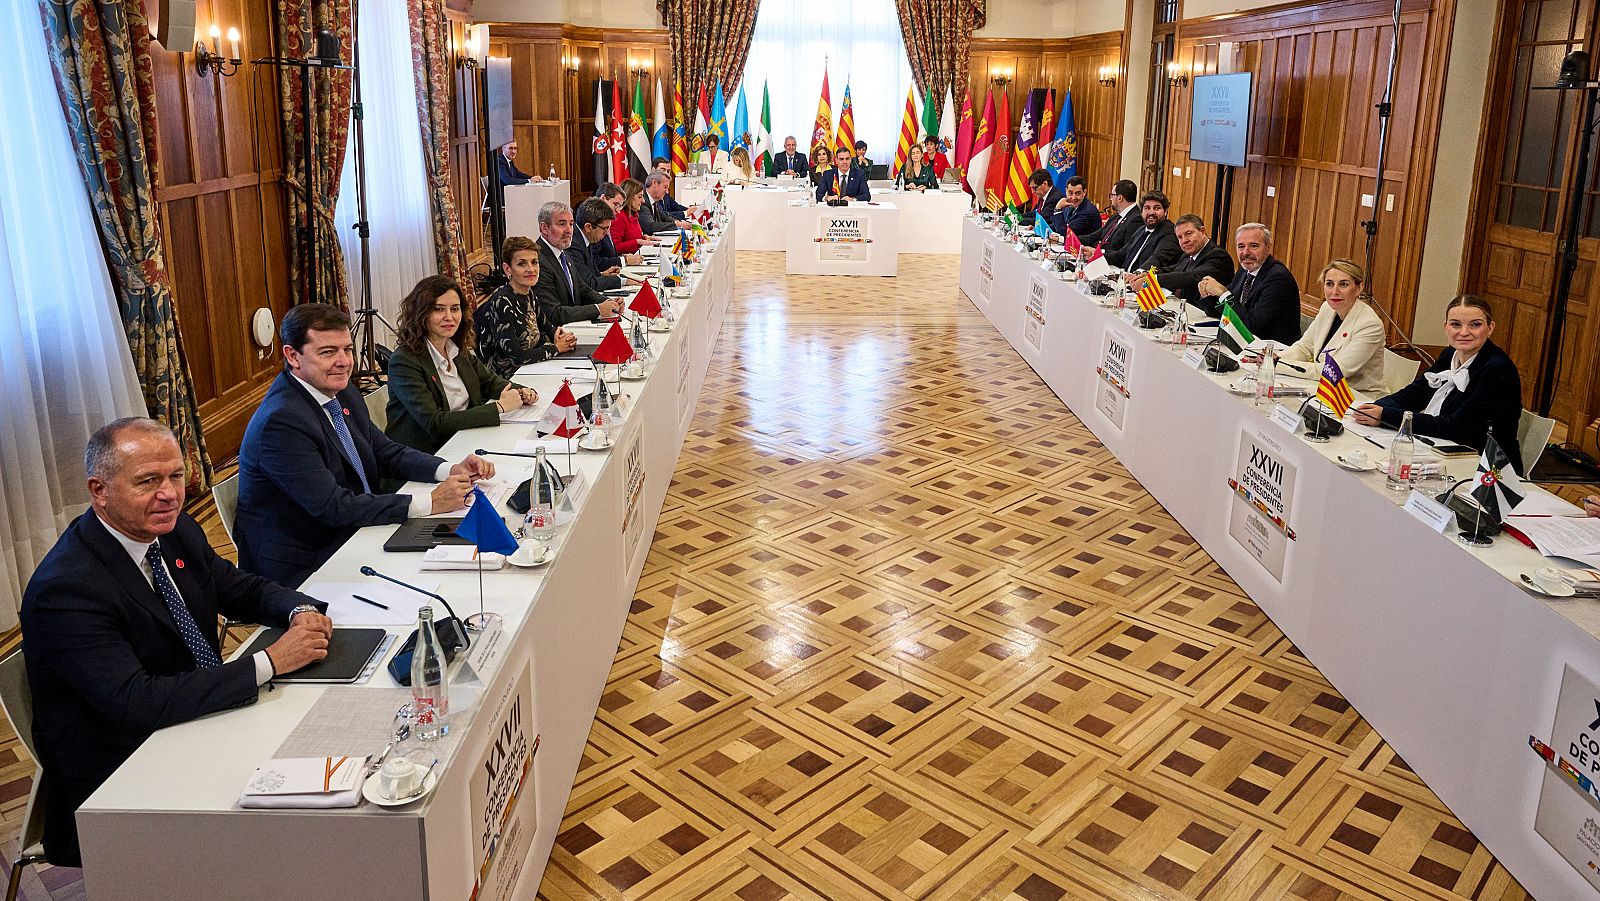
[288,604,319,625]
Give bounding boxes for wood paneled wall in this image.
[146,0,293,462]
[446,9,487,263]
[968,34,1125,203]
[486,24,672,202]
[1160,0,1451,330]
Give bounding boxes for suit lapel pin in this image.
[175,559,185,569]
[342,408,351,416]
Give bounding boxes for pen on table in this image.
[352,594,390,611]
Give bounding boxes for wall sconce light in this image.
[990,67,1013,88]
[629,58,651,80]
[562,53,579,75]
[195,23,241,77]
[1167,61,1188,88]
[459,24,488,69]
[1098,66,1117,88]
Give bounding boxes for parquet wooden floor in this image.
[536,252,1531,900]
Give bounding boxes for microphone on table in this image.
[476,448,541,459]
[362,565,471,683]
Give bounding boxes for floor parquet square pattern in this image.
[534,251,1531,899]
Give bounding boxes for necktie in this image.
[1238,272,1257,308]
[1128,229,1153,266]
[560,252,575,300]
[323,399,372,493]
[146,543,222,669]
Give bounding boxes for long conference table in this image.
[961,216,1600,900]
[74,221,737,900]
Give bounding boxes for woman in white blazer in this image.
[1270,259,1387,393]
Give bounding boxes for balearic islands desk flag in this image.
[1218,302,1256,354]
[1315,354,1355,418]
[1136,271,1165,311]
[539,380,585,438]
[1471,430,1526,522]
[629,280,662,318]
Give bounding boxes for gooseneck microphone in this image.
[475,448,541,459]
[360,565,464,625]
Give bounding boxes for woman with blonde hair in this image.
[729,146,755,183]
[1267,258,1386,393]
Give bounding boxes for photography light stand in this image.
[342,5,389,380]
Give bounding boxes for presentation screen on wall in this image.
[1190,73,1252,168]
[486,57,514,151]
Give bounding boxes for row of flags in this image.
[594,76,778,181]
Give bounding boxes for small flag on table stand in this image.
[1135,271,1165,312]
[590,321,635,435]
[538,379,586,476]
[1464,429,1526,545]
[1218,302,1256,355]
[1315,354,1355,419]
[453,485,520,632]
[629,279,663,319]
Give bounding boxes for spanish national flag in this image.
[1315,354,1355,419]
[1135,271,1165,312]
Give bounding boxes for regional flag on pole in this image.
[811,67,833,155]
[1136,271,1166,312]
[921,87,939,143]
[955,89,975,169]
[983,88,1012,211]
[710,80,728,146]
[628,77,653,178]
[1004,90,1044,210]
[692,83,710,155]
[731,84,750,149]
[539,380,586,437]
[1218,302,1257,355]
[653,78,670,163]
[610,80,629,183]
[1047,89,1079,192]
[672,80,689,174]
[939,85,956,156]
[962,87,992,196]
[753,81,773,174]
[1315,354,1356,419]
[893,87,918,175]
[835,81,856,155]
[1471,430,1526,521]
[592,81,609,187]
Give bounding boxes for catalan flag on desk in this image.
[1135,271,1165,311]
[1315,354,1355,419]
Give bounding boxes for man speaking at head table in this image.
[22,418,334,866]
[536,200,624,326]
[1196,222,1303,345]
[236,304,493,587]
[815,146,871,202]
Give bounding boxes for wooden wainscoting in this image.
[447,7,487,263]
[1161,0,1452,327]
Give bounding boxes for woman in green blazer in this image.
[897,143,938,191]
[385,275,536,454]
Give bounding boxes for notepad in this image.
[237,627,390,683]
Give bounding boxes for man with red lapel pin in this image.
[236,303,494,587]
[21,417,333,866]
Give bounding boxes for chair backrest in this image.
[480,175,489,213]
[365,384,389,432]
[1382,349,1421,395]
[0,649,36,761]
[1517,408,1557,473]
[211,473,240,547]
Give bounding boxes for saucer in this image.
[1521,573,1576,597]
[620,369,648,381]
[508,543,554,567]
[1334,455,1377,472]
[363,769,438,807]
[578,433,613,451]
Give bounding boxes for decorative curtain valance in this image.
[896,0,986,108]
[655,0,761,110]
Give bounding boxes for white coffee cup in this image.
[1534,567,1570,594]
[1347,449,1368,467]
[379,756,422,800]
[511,541,550,566]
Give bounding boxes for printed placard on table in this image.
[1094,326,1134,430]
[1227,428,1299,581]
[1533,665,1600,892]
[469,665,538,901]
[677,343,694,431]
[1025,275,1048,351]
[621,431,648,564]
[979,241,995,303]
[815,213,871,262]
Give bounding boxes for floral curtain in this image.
[896,0,986,104]
[274,0,356,309]
[655,0,761,111]
[407,0,467,284]
[37,0,214,492]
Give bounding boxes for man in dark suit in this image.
[639,173,680,235]
[651,158,695,220]
[1197,222,1302,344]
[22,417,333,865]
[494,141,531,186]
[1128,213,1234,307]
[1026,170,1065,227]
[1049,175,1101,239]
[1107,191,1182,272]
[1081,179,1142,253]
[815,147,871,202]
[535,200,624,326]
[771,136,809,177]
[237,304,489,587]
[571,197,624,290]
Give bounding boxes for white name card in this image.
[1119,308,1140,326]
[1269,404,1301,434]
[1183,347,1206,370]
[560,470,590,513]
[1403,489,1455,534]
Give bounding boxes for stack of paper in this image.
[239,756,365,809]
[419,545,506,571]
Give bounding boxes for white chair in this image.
[0,649,47,900]
[211,473,240,548]
[1381,349,1421,395]
[1517,409,1556,473]
[364,384,389,432]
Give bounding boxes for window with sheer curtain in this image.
[742,0,914,164]
[334,0,438,338]
[0,0,146,621]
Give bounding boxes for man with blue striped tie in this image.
[236,304,495,587]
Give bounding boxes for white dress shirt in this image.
[427,340,471,413]
[96,514,273,685]
[291,374,451,517]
